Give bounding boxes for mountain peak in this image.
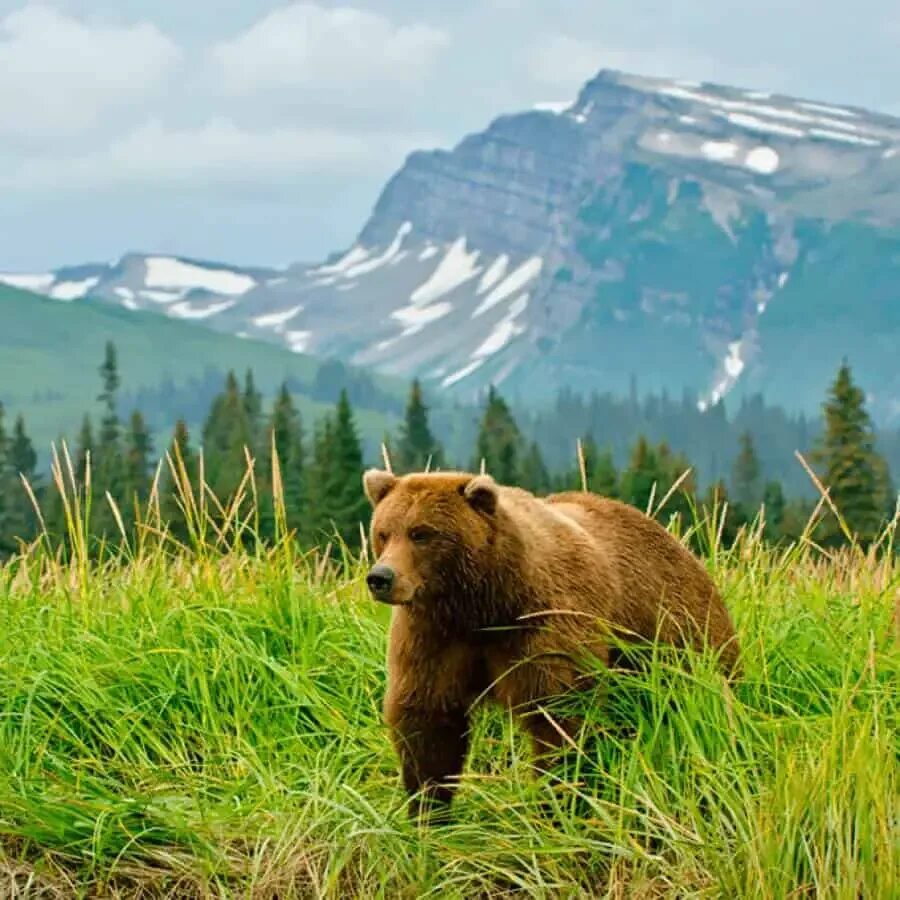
[3,70,899,421]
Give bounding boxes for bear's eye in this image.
[408,526,436,543]
[376,531,389,545]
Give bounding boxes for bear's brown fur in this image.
[363,469,739,817]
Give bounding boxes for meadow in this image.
[0,452,897,898]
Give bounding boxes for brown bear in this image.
[363,469,739,818]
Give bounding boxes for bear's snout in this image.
[366,564,397,603]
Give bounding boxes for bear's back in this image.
[542,491,739,670]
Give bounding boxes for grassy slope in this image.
[0,284,395,452]
[0,526,896,896]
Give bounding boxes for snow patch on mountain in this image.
[726,113,804,138]
[343,222,412,277]
[410,237,481,306]
[472,293,530,360]
[745,147,780,174]
[144,257,256,296]
[113,287,139,310]
[809,129,880,147]
[392,300,454,336]
[534,100,572,114]
[700,340,747,410]
[308,245,370,277]
[798,101,858,118]
[472,257,543,317]
[285,330,312,353]
[701,141,738,162]
[252,304,304,330]
[168,299,237,320]
[477,255,510,294]
[50,278,99,301]
[442,359,486,388]
[0,273,54,292]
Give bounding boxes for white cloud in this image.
[529,34,780,95]
[211,3,448,98]
[0,3,181,140]
[0,117,437,190]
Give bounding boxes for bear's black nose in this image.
[366,564,395,599]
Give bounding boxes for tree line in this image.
[0,343,895,559]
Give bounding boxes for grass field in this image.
[0,466,897,898]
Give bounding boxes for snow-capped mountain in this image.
[0,255,277,318]
[5,70,900,417]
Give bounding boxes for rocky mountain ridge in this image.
[4,70,899,419]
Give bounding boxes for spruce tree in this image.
[579,435,619,497]
[700,479,742,549]
[326,390,368,551]
[4,415,39,547]
[202,372,252,504]
[655,441,696,523]
[96,341,123,490]
[520,441,551,494]
[591,446,619,498]
[124,411,153,520]
[619,436,662,512]
[243,369,264,456]
[265,384,306,538]
[763,480,786,542]
[472,386,523,484]
[396,379,444,473]
[813,362,890,546]
[0,405,11,556]
[305,414,335,547]
[732,430,762,511]
[162,420,197,544]
[75,415,95,486]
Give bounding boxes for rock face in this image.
[5,70,900,419]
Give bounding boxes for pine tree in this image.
[813,362,890,546]
[700,479,742,549]
[732,430,762,511]
[94,342,125,536]
[96,341,123,486]
[655,441,696,523]
[75,415,95,487]
[305,414,335,547]
[162,419,197,544]
[519,441,551,494]
[472,386,523,484]
[3,414,39,548]
[590,446,619,498]
[202,371,252,505]
[303,392,367,552]
[123,410,153,526]
[265,384,306,538]
[243,369,264,456]
[619,436,662,513]
[396,379,444,473]
[763,480,786,542]
[325,390,368,551]
[0,404,11,556]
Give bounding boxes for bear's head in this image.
[363,469,515,631]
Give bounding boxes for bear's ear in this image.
[363,469,398,507]
[462,474,499,516]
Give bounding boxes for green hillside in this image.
[0,285,398,455]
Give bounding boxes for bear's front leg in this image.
[384,701,470,822]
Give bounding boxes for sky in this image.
[1,1,899,271]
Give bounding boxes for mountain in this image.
[0,284,399,455]
[4,70,900,420]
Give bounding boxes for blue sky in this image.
[1,1,898,271]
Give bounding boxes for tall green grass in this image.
[0,447,897,897]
